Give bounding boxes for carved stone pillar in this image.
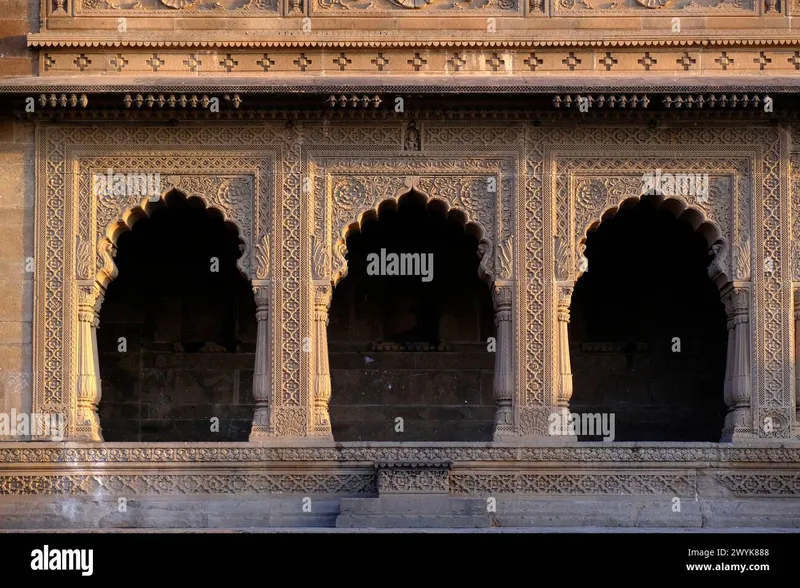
[556,284,574,410]
[250,281,272,439]
[720,282,754,441]
[492,281,514,439]
[75,282,104,441]
[312,282,333,437]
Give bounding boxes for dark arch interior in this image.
[97,191,257,442]
[327,191,496,442]
[568,197,727,441]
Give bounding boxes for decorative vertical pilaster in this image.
[74,282,104,441]
[556,284,574,410]
[492,281,514,439]
[312,282,333,438]
[794,288,800,438]
[720,282,754,441]
[250,281,272,439]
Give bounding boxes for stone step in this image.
[337,496,493,528]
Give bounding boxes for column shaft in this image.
[721,284,753,441]
[312,283,333,436]
[250,283,272,439]
[492,283,514,438]
[75,283,104,441]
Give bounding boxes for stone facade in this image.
[0,0,797,529]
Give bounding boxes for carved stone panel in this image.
[307,125,523,434]
[75,0,280,15]
[535,126,790,438]
[553,0,756,15]
[311,0,520,15]
[36,126,277,438]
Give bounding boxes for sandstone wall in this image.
[0,0,35,78]
[0,120,34,439]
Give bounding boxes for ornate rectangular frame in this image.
[33,120,796,441]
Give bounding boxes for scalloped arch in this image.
[95,188,249,290]
[331,188,492,288]
[577,192,730,289]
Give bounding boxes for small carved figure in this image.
[404,122,421,151]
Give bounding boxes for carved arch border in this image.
[540,134,793,439]
[35,125,280,439]
[306,150,521,434]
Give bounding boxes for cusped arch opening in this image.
[97,190,256,443]
[327,189,496,442]
[569,194,728,442]
[584,194,722,249]
[99,189,247,289]
[334,189,489,288]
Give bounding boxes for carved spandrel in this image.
[554,236,570,281]
[707,239,729,284]
[497,235,514,280]
[255,234,270,279]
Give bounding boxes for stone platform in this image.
[0,442,798,530]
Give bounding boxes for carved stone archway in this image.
[34,128,277,442]
[75,177,264,442]
[555,179,750,442]
[308,155,518,440]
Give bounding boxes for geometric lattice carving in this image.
[715,473,800,496]
[0,473,377,496]
[2,444,799,464]
[450,473,696,496]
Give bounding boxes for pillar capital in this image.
[313,280,333,311]
[720,281,750,321]
[76,280,105,327]
[492,282,513,324]
[556,281,574,320]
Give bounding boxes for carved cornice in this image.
[26,35,800,51]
